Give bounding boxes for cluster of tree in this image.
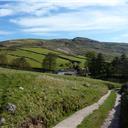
[86,51,128,81]
[0,51,128,82]
[42,52,128,79]
[42,53,57,71]
[11,57,31,69]
[0,54,31,70]
[111,54,128,79]
[42,53,81,73]
[0,54,8,65]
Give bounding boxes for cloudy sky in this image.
[0,0,128,42]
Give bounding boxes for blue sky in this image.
[0,0,128,42]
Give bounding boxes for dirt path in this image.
[53,90,111,128]
[101,93,121,128]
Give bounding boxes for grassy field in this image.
[0,47,86,69]
[0,68,120,127]
[1,38,128,59]
[6,54,41,68]
[77,91,116,128]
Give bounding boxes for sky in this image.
[0,0,128,42]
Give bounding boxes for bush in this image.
[11,57,31,70]
[42,53,57,71]
[0,54,8,65]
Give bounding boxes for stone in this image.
[5,103,16,114]
[19,86,24,90]
[83,82,90,87]
[0,116,5,126]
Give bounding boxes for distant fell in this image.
[0,37,128,58]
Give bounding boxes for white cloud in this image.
[1,0,128,42]
[1,0,127,17]
[0,1,57,17]
[10,10,127,34]
[22,0,125,7]
[14,0,127,17]
[0,8,13,17]
[49,0,124,7]
[0,30,11,35]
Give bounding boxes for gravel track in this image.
[53,91,111,128]
[101,93,121,128]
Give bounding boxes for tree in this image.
[0,54,8,65]
[88,55,97,76]
[111,56,121,76]
[119,53,128,78]
[87,52,128,81]
[111,53,128,80]
[42,53,57,71]
[96,53,108,78]
[88,53,107,78]
[85,51,96,60]
[85,51,96,67]
[72,61,81,70]
[65,62,73,68]
[120,53,127,62]
[12,57,31,69]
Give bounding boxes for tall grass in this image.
[0,68,118,127]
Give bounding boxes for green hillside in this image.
[0,47,86,69]
[0,37,128,69]
[1,37,128,60]
[0,68,120,127]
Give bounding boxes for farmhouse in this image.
[57,69,77,75]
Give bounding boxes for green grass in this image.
[6,54,41,68]
[0,47,86,69]
[23,47,86,61]
[77,91,116,128]
[46,74,121,89]
[21,47,86,67]
[0,68,116,127]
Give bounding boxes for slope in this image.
[0,68,120,127]
[1,37,128,59]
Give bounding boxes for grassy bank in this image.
[77,91,116,128]
[0,68,119,127]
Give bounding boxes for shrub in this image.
[11,57,31,69]
[42,53,57,71]
[0,54,8,65]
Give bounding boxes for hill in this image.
[0,68,120,127]
[0,37,128,69]
[0,46,86,69]
[1,37,128,59]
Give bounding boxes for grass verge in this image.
[77,91,116,128]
